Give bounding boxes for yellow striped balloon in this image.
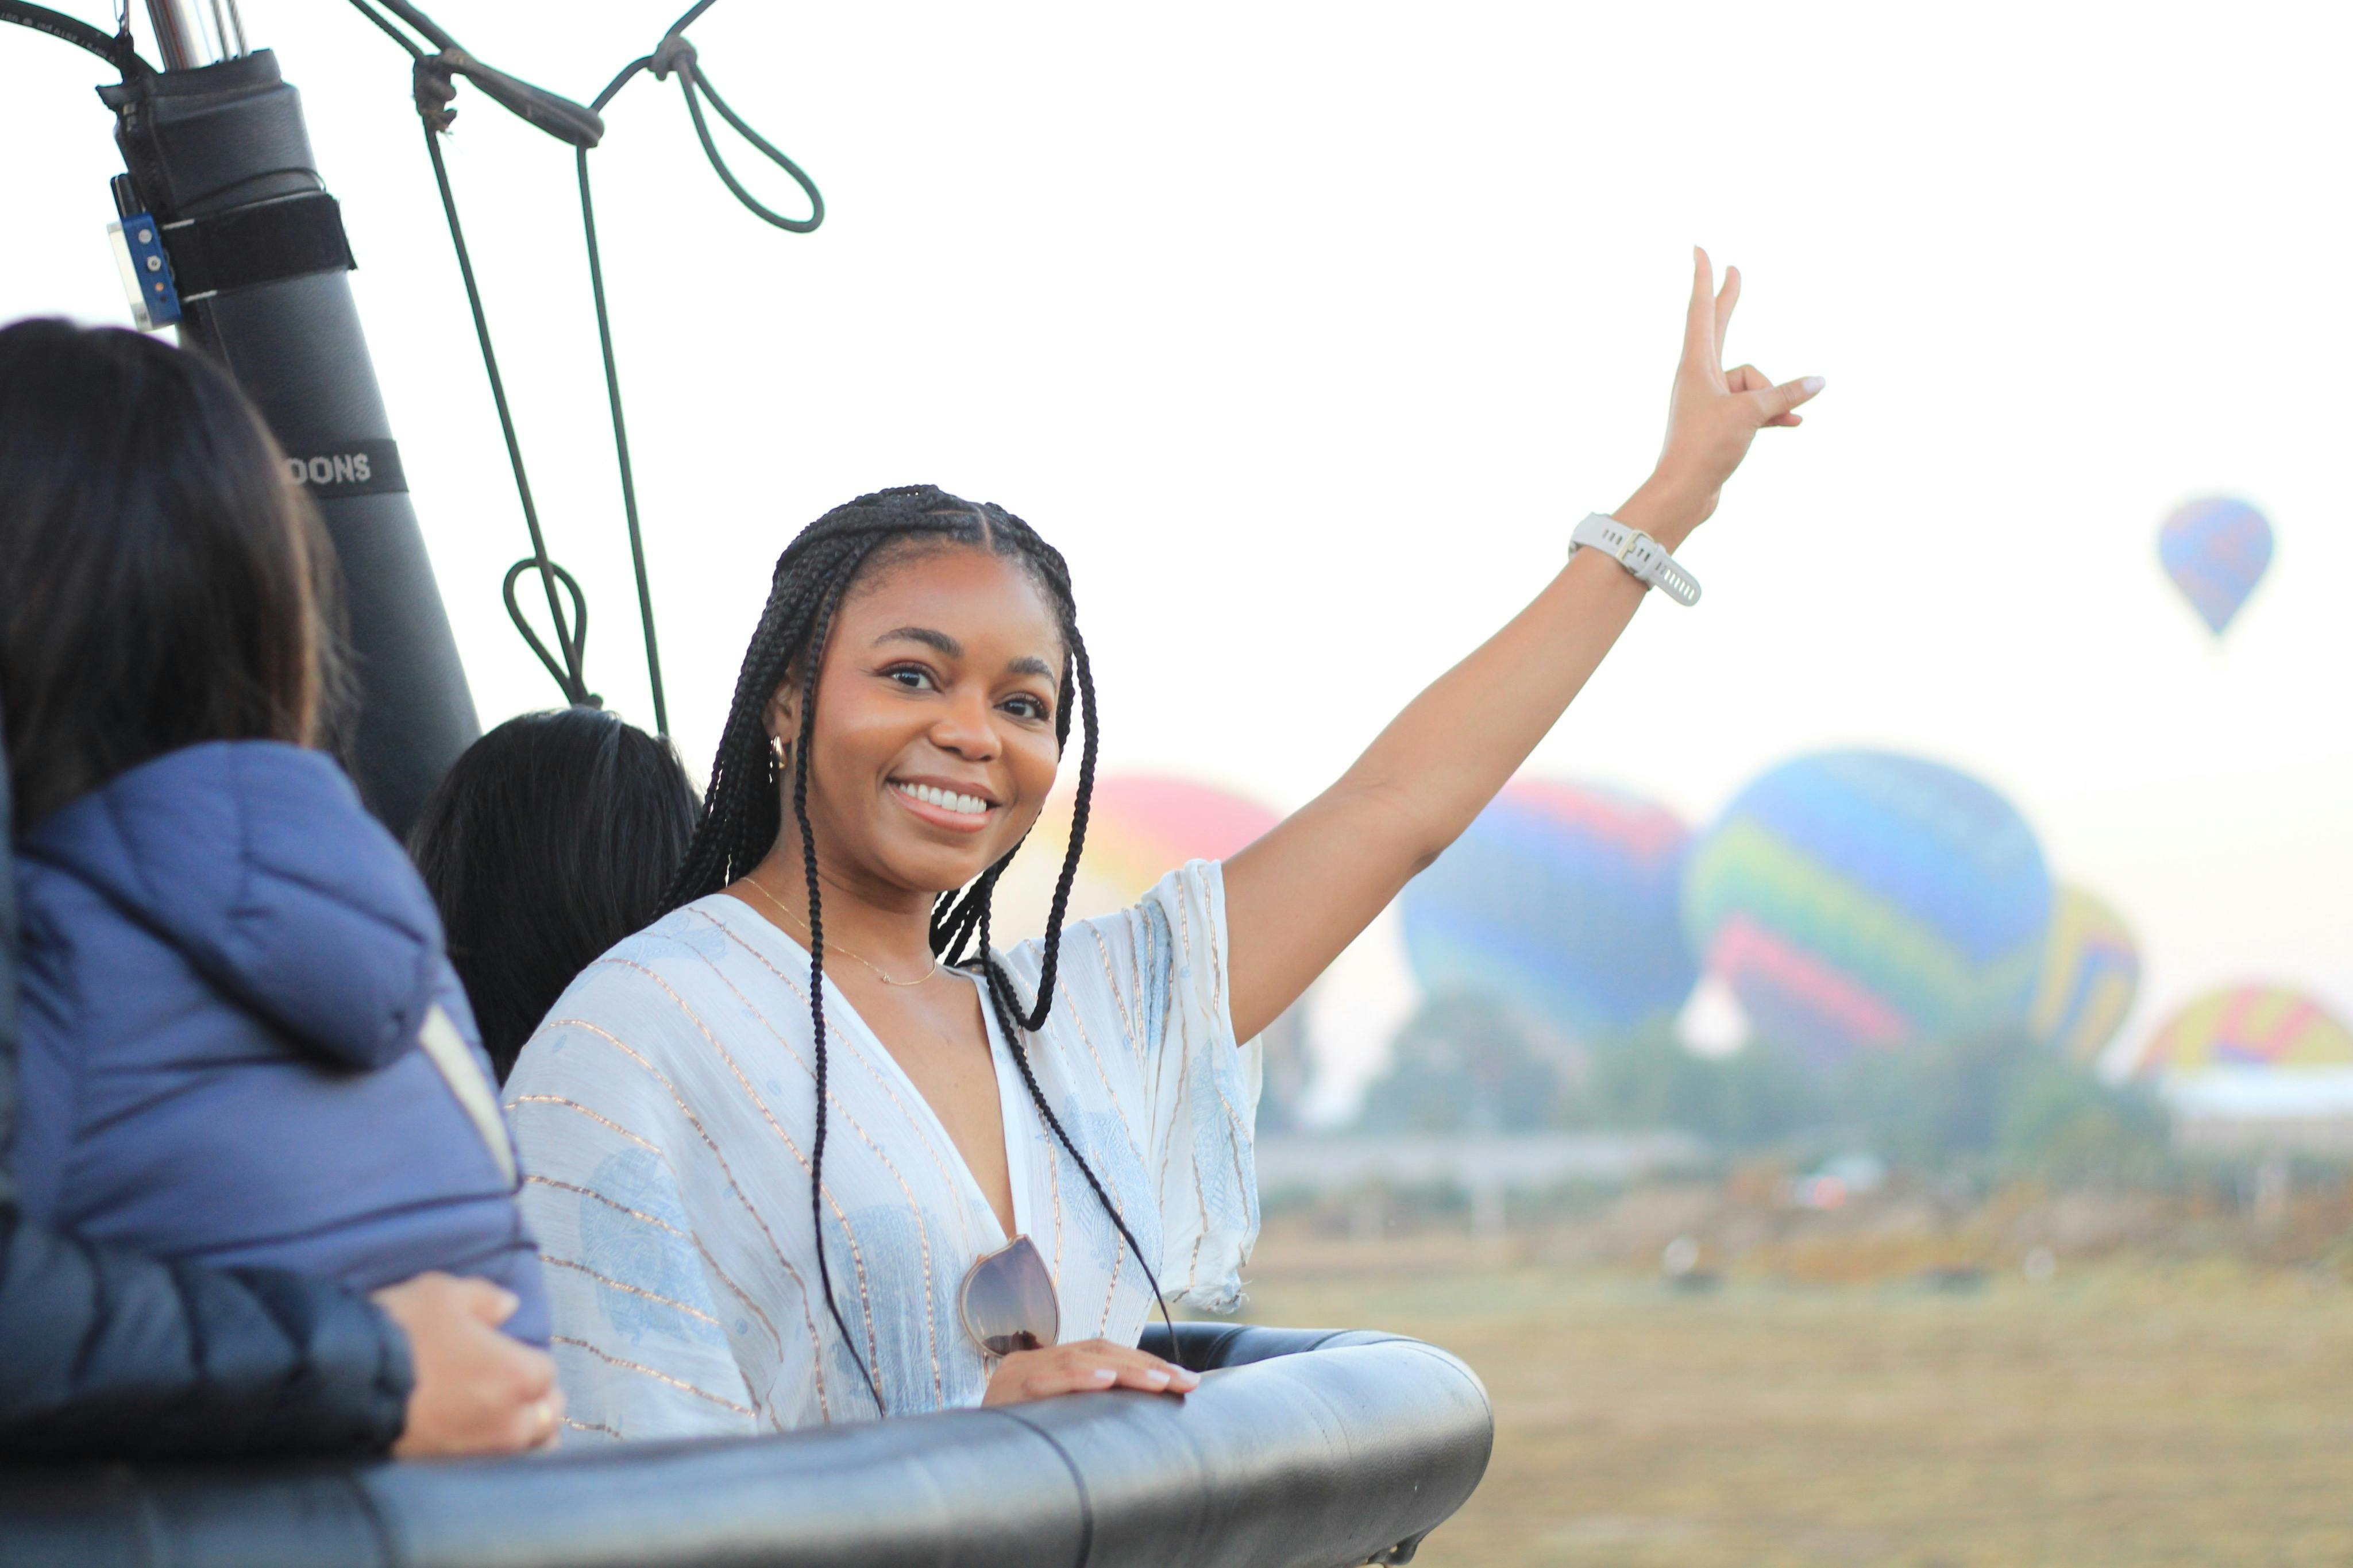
[2026,886,2140,1063]
[2135,986,2353,1075]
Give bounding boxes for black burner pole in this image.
[105,8,479,837]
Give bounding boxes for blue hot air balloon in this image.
[2159,496,2273,636]
[1401,780,1697,1037]
[1681,751,2053,1070]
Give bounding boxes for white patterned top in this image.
[504,859,1262,1440]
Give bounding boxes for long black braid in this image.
[665,485,1172,1413]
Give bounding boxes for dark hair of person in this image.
[409,707,700,1083]
[0,318,345,828]
[668,483,1165,1411]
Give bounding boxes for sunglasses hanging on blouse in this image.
[959,1234,1059,1357]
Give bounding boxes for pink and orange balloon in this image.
[993,774,1279,939]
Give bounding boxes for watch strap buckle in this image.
[1569,512,1703,607]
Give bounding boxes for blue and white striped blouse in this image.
[505,859,1261,1440]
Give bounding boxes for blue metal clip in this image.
[107,213,183,330]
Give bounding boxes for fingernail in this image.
[1092,1367,1117,1382]
[1802,376,1826,393]
[1173,1370,1200,1389]
[1143,1369,1170,1386]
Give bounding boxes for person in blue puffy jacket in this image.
[2,692,556,1462]
[0,319,554,1438]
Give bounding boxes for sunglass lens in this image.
[962,1235,1059,1358]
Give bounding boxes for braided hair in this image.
[665,484,1170,1412]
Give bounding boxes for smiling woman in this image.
[504,485,1239,1433]
[504,252,1819,1440]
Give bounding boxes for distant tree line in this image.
[1357,991,2172,1181]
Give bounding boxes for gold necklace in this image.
[742,875,941,988]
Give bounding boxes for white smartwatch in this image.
[1568,512,1702,607]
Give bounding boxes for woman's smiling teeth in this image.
[892,781,992,817]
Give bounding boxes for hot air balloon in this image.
[992,774,1314,1124]
[2026,886,2142,1063]
[996,774,1280,936]
[1077,775,1279,902]
[1398,781,1698,1038]
[2159,496,2273,636]
[1681,751,2052,1069]
[2134,986,2353,1075]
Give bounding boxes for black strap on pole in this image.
[158,192,354,300]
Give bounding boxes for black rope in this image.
[659,37,823,233]
[576,147,666,737]
[586,1,713,114]
[415,99,591,707]
[500,558,596,709]
[587,7,822,233]
[342,0,821,733]
[342,0,419,60]
[0,0,153,75]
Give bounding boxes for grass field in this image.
[1228,1237,2353,1567]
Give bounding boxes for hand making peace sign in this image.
[1223,246,1821,1042]
[1647,246,1824,542]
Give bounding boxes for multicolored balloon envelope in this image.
[1399,781,1697,1038]
[994,774,1280,935]
[2027,885,2142,1063]
[993,773,1311,1124]
[2134,986,2353,1075]
[2159,496,2273,636]
[1681,751,2052,1069]
[1075,775,1279,902]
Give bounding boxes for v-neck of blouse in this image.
[709,894,1033,1248]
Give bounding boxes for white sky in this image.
[7,1,2347,1113]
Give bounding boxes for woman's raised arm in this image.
[1222,249,1822,1042]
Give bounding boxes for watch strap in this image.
[1569,512,1702,607]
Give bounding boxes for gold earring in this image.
[770,733,789,767]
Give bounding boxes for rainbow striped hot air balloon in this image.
[2159,496,2273,636]
[1681,751,2053,1070]
[2135,986,2353,1075]
[2027,886,2142,1063]
[991,773,1313,1126]
[1399,780,1696,1038]
[994,774,1279,936]
[1077,775,1278,902]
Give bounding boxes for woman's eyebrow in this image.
[874,625,961,657]
[1006,655,1056,682]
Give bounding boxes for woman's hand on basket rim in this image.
[981,1337,1201,1405]
[1635,246,1824,549]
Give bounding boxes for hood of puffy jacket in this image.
[20,741,442,1072]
